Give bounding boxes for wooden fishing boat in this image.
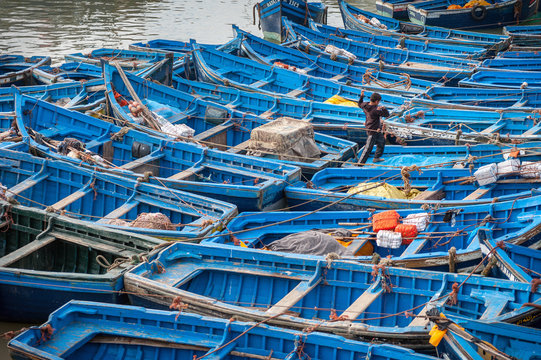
[8,300,440,360]
[188,41,405,108]
[386,106,541,145]
[504,24,541,46]
[412,86,541,112]
[0,78,107,112]
[104,62,357,177]
[124,241,541,349]
[339,0,509,50]
[130,39,197,54]
[15,94,300,212]
[432,312,541,360]
[359,142,541,168]
[481,57,541,71]
[308,19,489,59]
[282,19,479,84]
[0,55,51,86]
[285,166,541,211]
[376,0,425,19]
[479,228,541,283]
[65,48,177,70]
[0,148,237,240]
[407,0,538,31]
[202,195,541,273]
[459,68,541,88]
[31,62,104,84]
[231,25,438,96]
[256,0,327,43]
[496,48,541,58]
[0,201,164,322]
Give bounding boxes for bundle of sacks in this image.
[474,158,541,186]
[447,0,491,9]
[372,210,429,249]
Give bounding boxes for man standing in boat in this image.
[357,90,389,165]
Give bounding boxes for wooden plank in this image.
[193,124,233,141]
[96,201,139,224]
[347,238,369,256]
[340,281,383,320]
[286,88,306,97]
[480,122,505,134]
[522,124,541,136]
[0,236,56,267]
[227,140,251,154]
[8,174,48,196]
[50,190,88,211]
[408,305,430,327]
[250,80,269,88]
[259,110,274,119]
[120,152,164,171]
[265,279,321,316]
[50,231,130,255]
[400,238,428,256]
[463,187,490,201]
[102,141,114,163]
[412,188,444,201]
[330,74,346,81]
[167,168,200,181]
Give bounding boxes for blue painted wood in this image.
[481,57,541,71]
[285,167,541,211]
[407,0,538,30]
[504,24,541,46]
[8,300,440,360]
[0,201,164,322]
[308,19,488,59]
[339,0,509,50]
[124,241,541,349]
[203,195,541,272]
[376,0,427,19]
[65,48,179,70]
[32,62,104,85]
[14,93,300,212]
[104,62,357,177]
[282,18,479,84]
[257,0,327,43]
[0,55,51,86]
[0,148,237,240]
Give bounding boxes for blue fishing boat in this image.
[285,166,541,211]
[308,19,489,59]
[0,55,51,86]
[413,86,541,112]
[231,25,437,96]
[0,78,107,112]
[481,57,541,71]
[407,0,538,31]
[124,241,541,349]
[386,106,541,145]
[282,19,479,84]
[360,142,541,168]
[189,41,405,107]
[459,68,541,88]
[31,62,104,84]
[8,300,441,360]
[432,312,541,360]
[202,195,541,272]
[0,202,164,322]
[15,93,301,212]
[479,228,541,283]
[104,61,358,177]
[65,48,176,70]
[496,48,541,58]
[256,0,327,43]
[339,0,509,50]
[504,24,541,46]
[377,0,426,19]
[130,39,198,54]
[0,148,237,240]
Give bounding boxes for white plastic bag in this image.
[496,158,520,177]
[402,212,429,232]
[376,230,402,249]
[474,163,498,186]
[520,161,541,179]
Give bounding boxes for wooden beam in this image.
[96,201,138,224]
[265,279,322,316]
[340,280,383,320]
[49,190,88,211]
[193,124,232,141]
[120,152,164,171]
[412,188,444,201]
[0,236,56,267]
[8,174,48,197]
[463,187,490,201]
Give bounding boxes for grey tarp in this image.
[268,229,354,256]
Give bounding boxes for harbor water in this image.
[0,0,370,357]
